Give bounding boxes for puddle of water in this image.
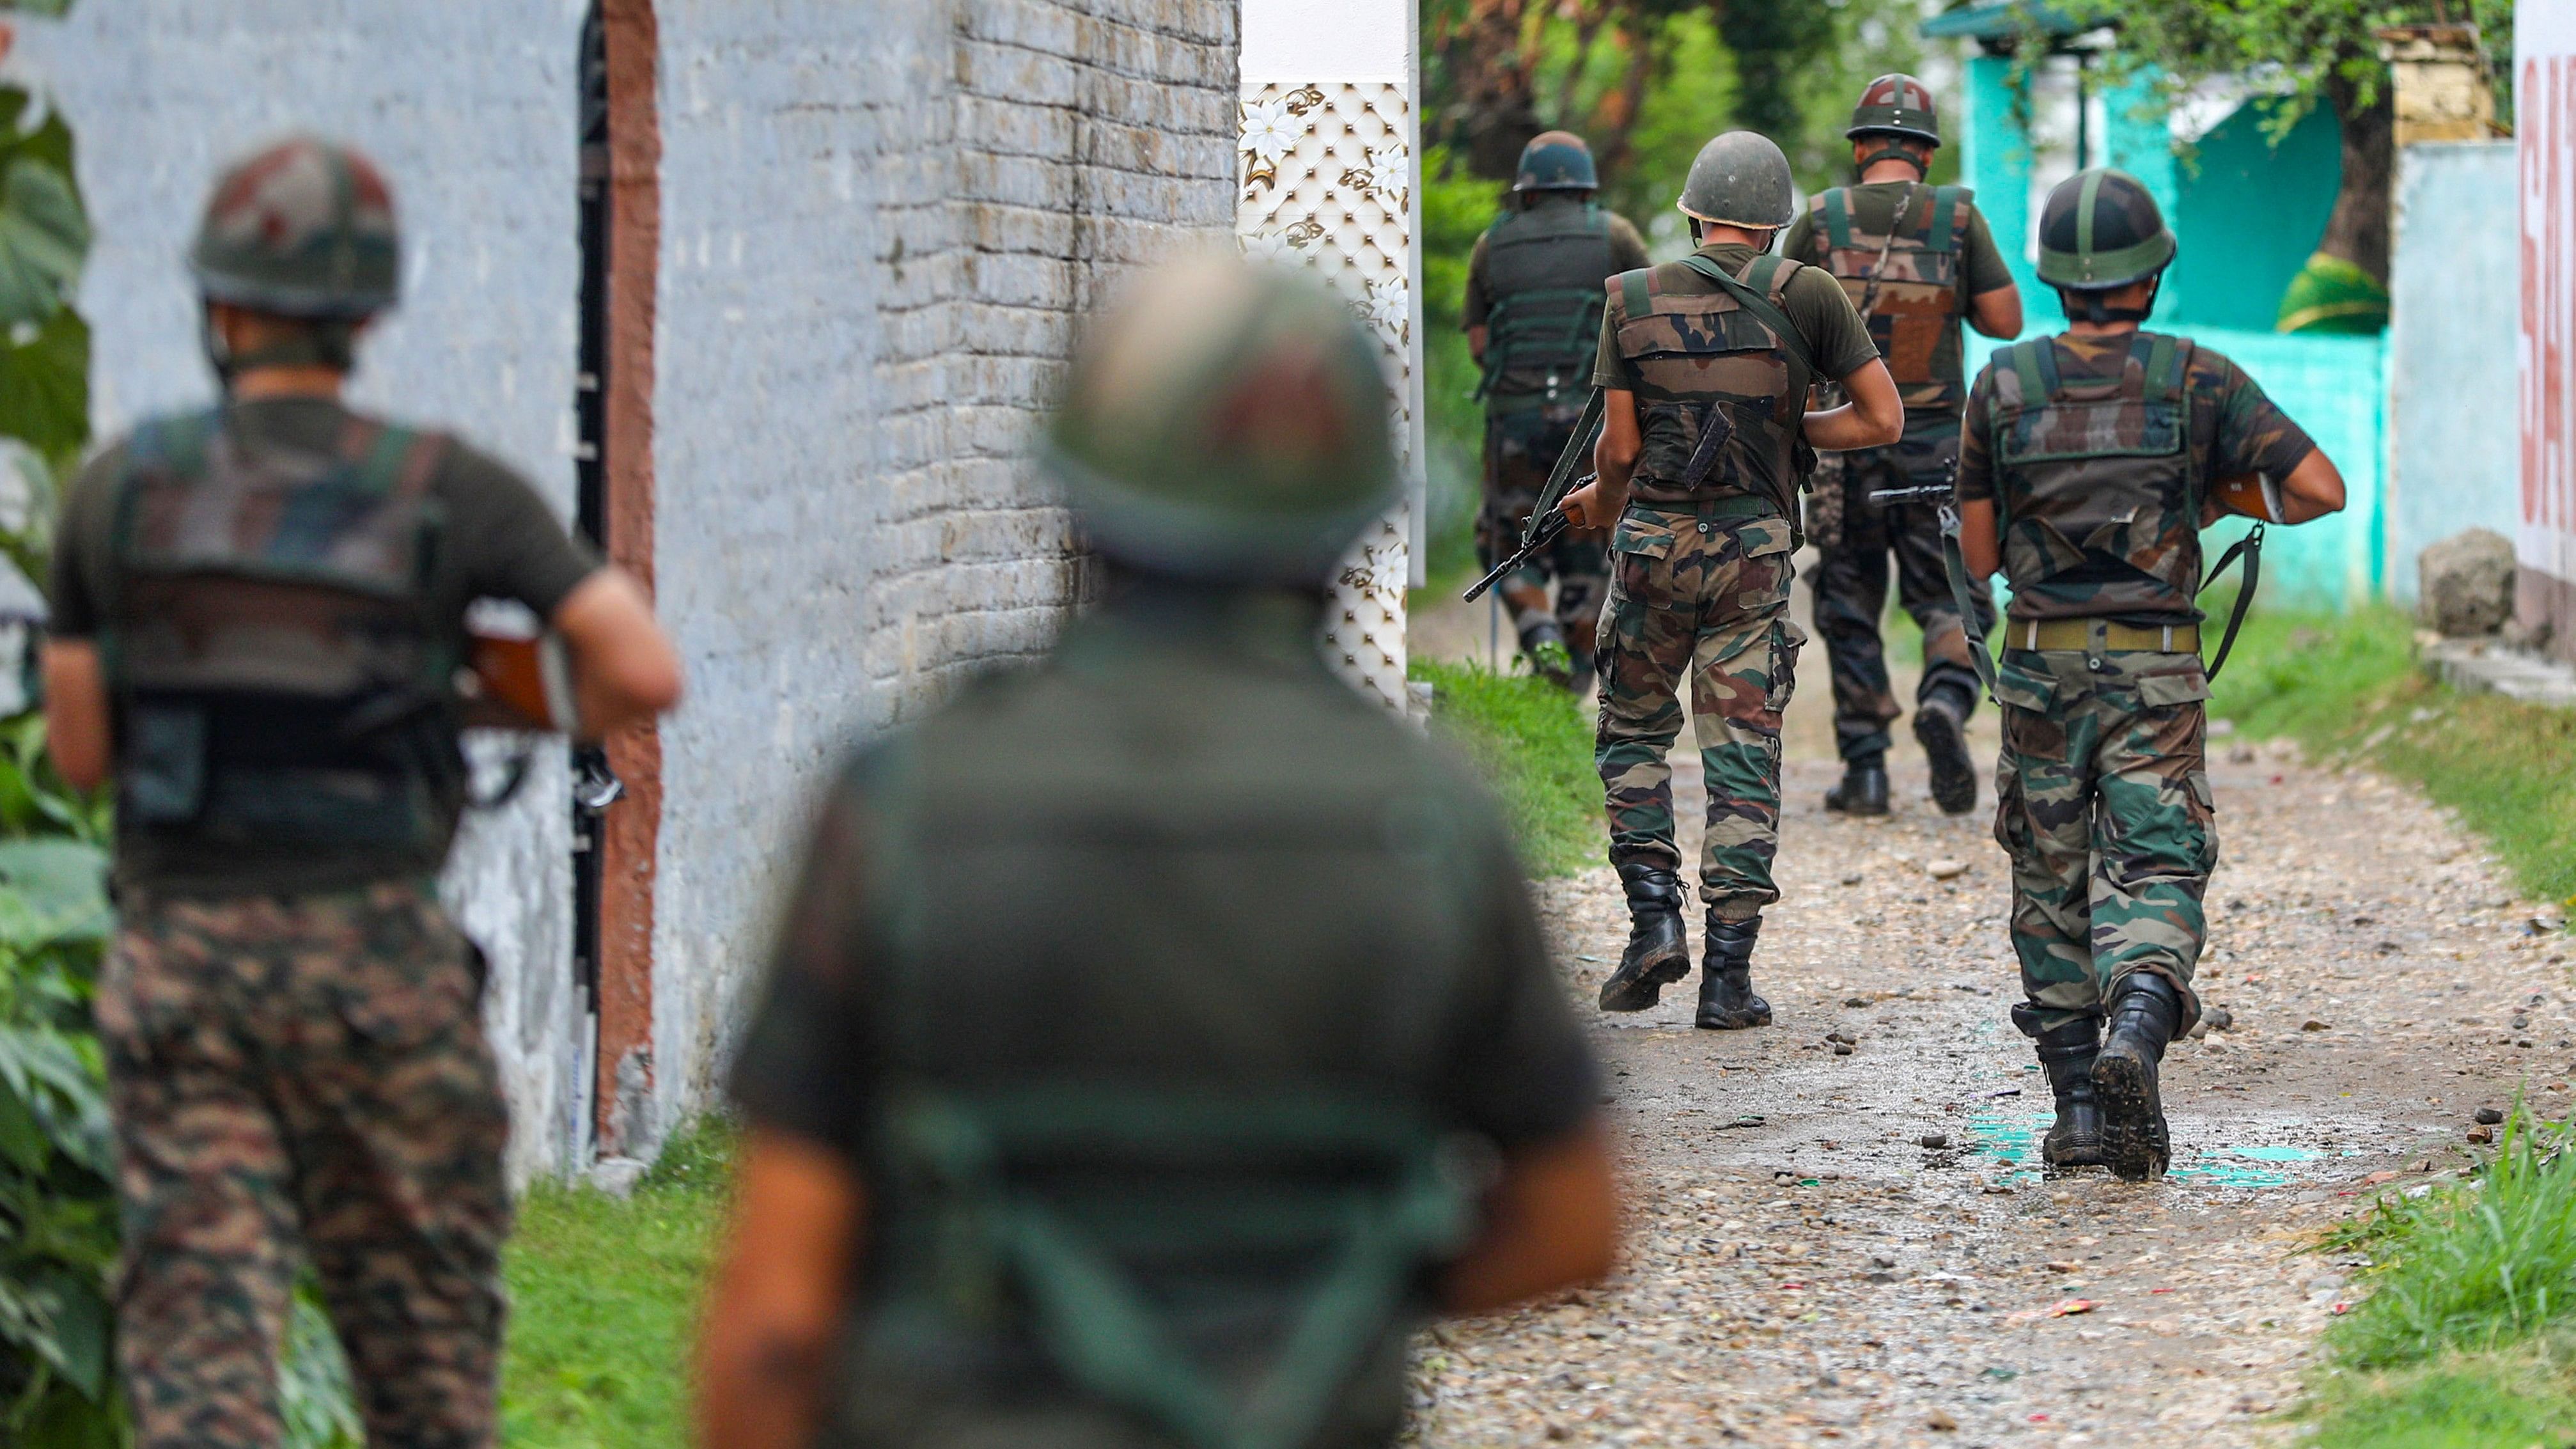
[1964,1116,2330,1189]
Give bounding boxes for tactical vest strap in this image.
[884,1088,1479,1449]
[1822,187,1853,251]
[2141,333,2185,405]
[1927,185,1964,255]
[1618,267,1650,321]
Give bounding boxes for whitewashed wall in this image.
[23,1,592,1186]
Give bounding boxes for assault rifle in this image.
[1864,481,1956,508]
[1463,388,1605,604]
[458,631,578,733]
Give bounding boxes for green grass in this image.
[498,1120,732,1447]
[1413,658,1599,877]
[2210,602,2576,905]
[2300,1116,2576,1446]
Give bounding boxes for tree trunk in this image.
[1435,0,1543,182]
[2316,74,2394,284]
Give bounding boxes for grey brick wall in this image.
[648,0,1240,1138]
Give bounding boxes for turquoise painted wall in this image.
[2169,105,2343,332]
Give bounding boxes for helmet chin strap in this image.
[2065,274,2162,325]
[1857,145,1928,176]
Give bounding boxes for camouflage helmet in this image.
[1676,131,1796,230]
[189,136,400,318]
[1846,74,1942,145]
[2036,167,2176,290]
[1513,130,1598,192]
[1045,255,1396,586]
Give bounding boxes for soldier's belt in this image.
[2006,619,2201,654]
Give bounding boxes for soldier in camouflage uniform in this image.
[697,256,1616,1449]
[1565,133,1898,1030]
[1955,169,2345,1180]
[1779,75,2021,817]
[40,137,682,1446]
[1464,131,1650,691]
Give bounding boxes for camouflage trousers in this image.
[97,879,510,1449]
[1992,645,2215,1035]
[1807,412,1993,763]
[1482,405,1609,656]
[1596,503,1803,918]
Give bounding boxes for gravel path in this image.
[1405,577,2566,1446]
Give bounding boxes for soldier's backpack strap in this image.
[1822,187,1854,251]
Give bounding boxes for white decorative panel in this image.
[1238,80,1417,712]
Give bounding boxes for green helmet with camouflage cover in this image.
[2036,167,2175,292]
[1046,255,1396,586]
[1846,74,1942,146]
[1676,131,1795,231]
[1513,130,1598,192]
[190,136,400,320]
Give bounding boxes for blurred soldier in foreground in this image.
[42,136,683,1446]
[1464,130,1650,690]
[1781,74,2021,817]
[1565,132,1900,1030]
[1955,168,2344,1180]
[697,256,1618,1449]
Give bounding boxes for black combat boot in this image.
[1913,688,1978,816]
[1823,758,1890,816]
[2093,973,2183,1182]
[1696,913,1773,1030]
[2027,1015,2107,1171]
[1598,865,1690,1012]
[1519,617,1574,689]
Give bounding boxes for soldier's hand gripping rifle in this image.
[1463,388,1606,604]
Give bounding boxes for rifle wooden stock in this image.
[2211,471,2286,524]
[460,630,577,732]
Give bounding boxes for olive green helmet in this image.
[1676,131,1795,230]
[1046,255,1396,586]
[2035,167,2176,291]
[1513,130,1598,192]
[189,136,400,318]
[1846,74,1942,145]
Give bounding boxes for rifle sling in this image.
[1674,253,1818,380]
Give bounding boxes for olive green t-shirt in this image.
[49,396,601,896]
[1589,241,1882,407]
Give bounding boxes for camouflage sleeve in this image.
[1433,801,1602,1148]
[45,441,129,640]
[1955,366,1999,505]
[1605,212,1653,272]
[1591,288,1637,391]
[2194,349,2317,485]
[729,765,878,1158]
[1960,204,2015,297]
[1462,232,1493,329]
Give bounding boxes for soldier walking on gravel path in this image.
[1565,132,1900,1031]
[1955,168,2345,1182]
[1782,75,2022,819]
[1463,131,1651,692]
[698,256,1618,1449]
[41,137,683,1447]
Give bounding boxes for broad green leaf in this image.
[0,839,108,945]
[0,158,83,329]
[0,307,84,480]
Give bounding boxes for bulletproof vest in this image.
[1478,199,1614,410]
[828,607,1490,1449]
[1607,251,1806,515]
[1803,184,1971,409]
[105,409,466,854]
[1985,332,2203,623]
